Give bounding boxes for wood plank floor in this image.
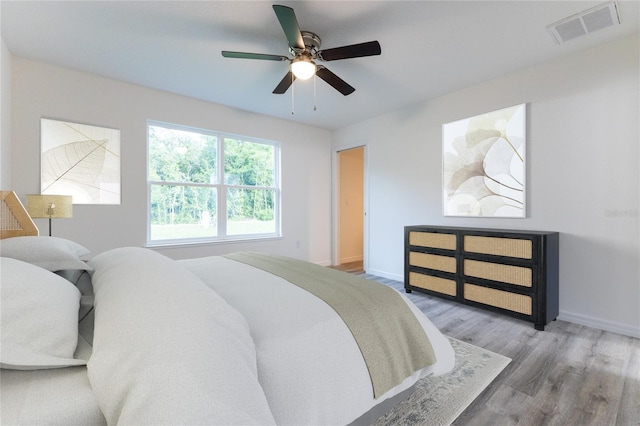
[330,260,364,274]
[359,273,640,426]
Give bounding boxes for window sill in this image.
[145,235,283,249]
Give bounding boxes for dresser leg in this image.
[534,324,545,331]
[405,288,412,294]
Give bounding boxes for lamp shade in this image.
[26,194,73,219]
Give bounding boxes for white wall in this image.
[10,58,332,264]
[333,35,640,338]
[0,37,11,188]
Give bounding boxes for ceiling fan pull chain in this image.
[313,73,317,111]
[291,73,295,115]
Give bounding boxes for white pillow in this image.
[0,236,92,271]
[0,257,86,370]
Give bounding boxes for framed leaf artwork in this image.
[443,104,526,217]
[40,118,121,204]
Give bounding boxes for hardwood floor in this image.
[330,260,364,274]
[359,273,640,426]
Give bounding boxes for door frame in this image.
[332,142,369,270]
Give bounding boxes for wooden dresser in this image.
[404,225,559,330]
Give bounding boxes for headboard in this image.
[1,191,39,239]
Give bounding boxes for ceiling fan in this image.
[221,4,381,96]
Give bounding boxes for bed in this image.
[1,233,454,425]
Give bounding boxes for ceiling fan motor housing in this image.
[295,31,321,55]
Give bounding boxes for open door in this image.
[334,146,366,272]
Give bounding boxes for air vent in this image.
[547,1,621,44]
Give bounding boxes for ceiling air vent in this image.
[547,1,621,44]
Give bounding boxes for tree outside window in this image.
[147,121,280,244]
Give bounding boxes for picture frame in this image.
[442,104,526,217]
[40,118,121,205]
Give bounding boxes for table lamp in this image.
[26,194,73,236]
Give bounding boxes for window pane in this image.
[150,184,217,240]
[227,188,275,235]
[149,125,217,184]
[224,138,274,186]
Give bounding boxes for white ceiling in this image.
[1,1,638,130]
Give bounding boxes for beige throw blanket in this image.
[225,252,437,398]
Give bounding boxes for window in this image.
[147,121,280,245]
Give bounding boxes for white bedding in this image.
[0,366,106,425]
[1,246,454,425]
[88,247,276,425]
[181,255,455,425]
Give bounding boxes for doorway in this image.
[334,145,366,272]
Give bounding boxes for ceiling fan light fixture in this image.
[291,57,316,80]
[222,5,381,96]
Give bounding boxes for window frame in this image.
[146,120,281,246]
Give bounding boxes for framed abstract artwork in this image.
[41,118,121,205]
[443,104,526,217]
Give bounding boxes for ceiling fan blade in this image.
[318,41,381,61]
[316,66,355,96]
[272,5,305,50]
[222,51,289,61]
[273,71,296,94]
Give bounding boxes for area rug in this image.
[374,337,511,426]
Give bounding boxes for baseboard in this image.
[365,268,403,282]
[558,311,640,339]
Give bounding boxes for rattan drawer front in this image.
[409,252,456,273]
[409,272,457,296]
[464,235,532,259]
[464,259,532,287]
[464,283,532,315]
[409,232,456,250]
